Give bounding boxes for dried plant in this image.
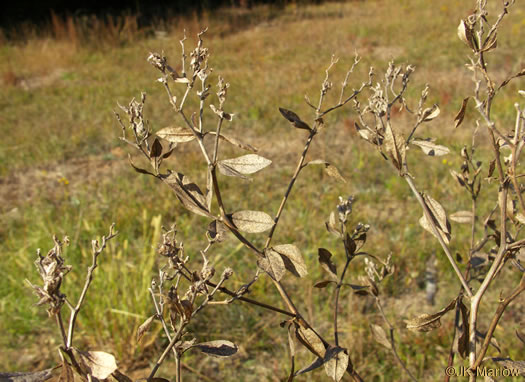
[3,0,525,381]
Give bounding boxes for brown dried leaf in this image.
[272,244,308,277]
[128,154,154,176]
[207,220,228,243]
[258,249,286,281]
[314,280,337,288]
[279,107,311,131]
[325,211,342,238]
[450,211,474,224]
[194,340,238,357]
[458,19,477,50]
[112,370,133,382]
[453,300,469,359]
[214,133,258,152]
[421,104,441,122]
[0,369,55,382]
[318,248,338,280]
[411,139,450,156]
[231,210,274,233]
[150,138,163,158]
[370,324,392,350]
[161,172,212,218]
[74,349,118,379]
[384,121,406,171]
[288,323,298,357]
[454,97,470,128]
[308,160,346,181]
[450,170,467,187]
[419,194,451,245]
[218,154,271,176]
[217,163,250,180]
[137,315,156,342]
[482,32,497,52]
[323,347,349,382]
[58,361,73,382]
[295,357,325,376]
[297,327,326,357]
[156,126,195,143]
[406,299,456,332]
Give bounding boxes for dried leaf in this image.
[370,324,392,350]
[112,370,133,382]
[307,160,346,183]
[457,300,469,359]
[272,244,307,277]
[156,126,195,143]
[73,349,118,379]
[295,357,325,376]
[231,210,274,233]
[421,104,440,122]
[128,154,154,176]
[450,170,467,187]
[217,163,250,180]
[194,340,238,357]
[161,172,212,218]
[323,347,349,382]
[258,249,286,281]
[318,248,338,280]
[179,299,193,320]
[0,369,55,382]
[454,97,470,128]
[384,121,406,171]
[207,220,228,242]
[325,211,342,238]
[482,32,497,52]
[212,133,258,152]
[470,252,488,268]
[342,284,370,293]
[218,154,271,177]
[150,138,163,158]
[58,361,73,382]
[450,211,474,224]
[174,77,190,84]
[406,299,456,332]
[515,213,525,225]
[411,139,450,156]
[314,280,336,288]
[458,19,477,50]
[279,108,311,131]
[419,194,451,245]
[287,323,298,357]
[137,315,156,342]
[297,327,326,357]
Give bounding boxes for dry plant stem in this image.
[375,298,417,382]
[334,256,351,346]
[148,275,230,381]
[403,175,472,297]
[66,225,117,349]
[471,272,525,369]
[468,185,509,373]
[510,108,525,213]
[55,311,68,348]
[264,128,317,249]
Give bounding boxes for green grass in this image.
[1,0,525,380]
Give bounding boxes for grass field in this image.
[1,0,524,380]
